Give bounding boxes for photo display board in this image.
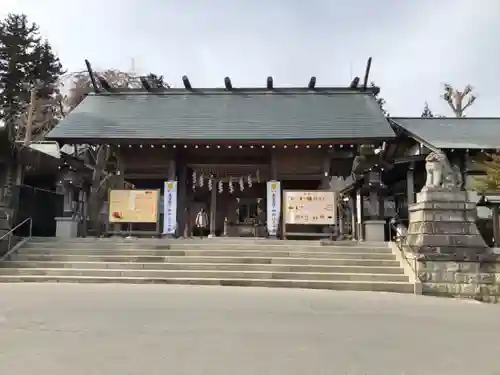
[284,190,336,225]
[108,189,160,223]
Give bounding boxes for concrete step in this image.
[28,237,329,245]
[0,268,409,282]
[2,238,411,294]
[0,275,414,293]
[28,237,388,246]
[1,261,405,274]
[8,254,400,266]
[16,248,395,259]
[27,238,389,246]
[21,242,392,253]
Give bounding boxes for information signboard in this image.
[284,190,336,225]
[108,189,160,223]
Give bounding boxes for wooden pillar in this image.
[321,155,331,189]
[209,180,217,237]
[356,189,363,241]
[176,155,187,237]
[407,162,415,206]
[350,194,356,240]
[81,188,88,237]
[338,201,344,237]
[114,148,125,235]
[168,158,176,181]
[270,151,278,180]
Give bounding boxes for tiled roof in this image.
[47,87,395,143]
[391,117,500,150]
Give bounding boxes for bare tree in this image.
[15,82,64,143]
[64,70,135,234]
[442,84,477,117]
[63,69,142,110]
[64,69,164,234]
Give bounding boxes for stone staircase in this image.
[0,238,413,293]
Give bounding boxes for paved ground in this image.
[1,285,499,375]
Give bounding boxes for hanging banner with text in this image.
[266,180,281,236]
[163,181,178,235]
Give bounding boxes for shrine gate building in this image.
[47,78,396,239]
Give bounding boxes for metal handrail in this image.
[0,217,32,261]
[389,221,420,282]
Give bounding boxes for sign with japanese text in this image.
[284,190,336,225]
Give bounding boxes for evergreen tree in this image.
[421,102,434,117]
[32,39,64,99]
[0,14,40,127]
[0,13,64,138]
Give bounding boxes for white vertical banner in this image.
[266,180,281,236]
[163,181,178,235]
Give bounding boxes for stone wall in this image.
[417,257,500,303]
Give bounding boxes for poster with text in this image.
[266,180,281,236]
[163,181,178,235]
[108,189,159,223]
[284,190,336,225]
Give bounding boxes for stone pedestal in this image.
[55,217,79,238]
[364,220,386,242]
[406,188,489,260]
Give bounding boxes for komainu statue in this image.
[424,151,462,189]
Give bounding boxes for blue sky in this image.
[2,0,500,117]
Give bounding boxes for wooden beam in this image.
[84,59,100,93]
[224,77,232,90]
[362,57,372,90]
[97,76,112,92]
[308,76,316,89]
[349,77,360,89]
[140,76,152,91]
[267,76,273,90]
[182,75,192,90]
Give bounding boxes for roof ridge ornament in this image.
[267,76,273,90]
[224,77,232,90]
[362,57,372,91]
[182,75,192,90]
[308,76,316,90]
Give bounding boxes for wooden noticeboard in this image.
[108,189,160,223]
[284,190,336,225]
